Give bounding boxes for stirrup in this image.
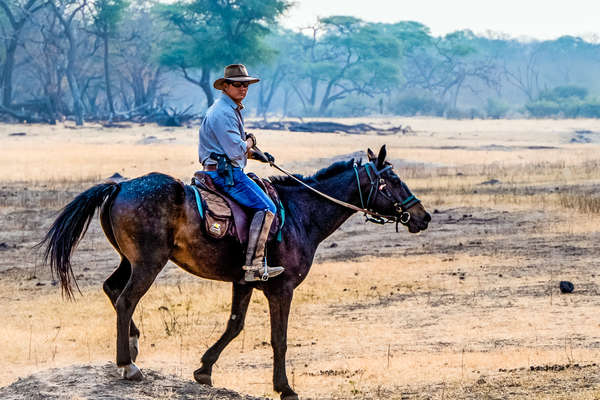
[243,264,284,282]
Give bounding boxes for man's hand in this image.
[264,152,275,163]
[245,133,257,148]
[248,148,270,163]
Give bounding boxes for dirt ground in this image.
[1,118,600,399]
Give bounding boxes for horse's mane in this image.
[269,159,361,187]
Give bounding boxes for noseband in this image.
[353,161,421,229]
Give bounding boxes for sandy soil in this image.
[2,118,600,399]
[0,363,267,399]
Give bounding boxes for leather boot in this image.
[243,210,284,282]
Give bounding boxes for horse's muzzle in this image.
[405,210,431,233]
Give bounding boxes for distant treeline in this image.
[1,0,600,125]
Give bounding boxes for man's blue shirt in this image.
[198,93,247,168]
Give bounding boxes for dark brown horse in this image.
[40,145,430,400]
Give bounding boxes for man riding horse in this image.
[198,64,284,282]
[40,63,431,399]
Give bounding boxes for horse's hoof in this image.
[281,394,299,400]
[129,336,139,362]
[121,363,143,381]
[193,370,212,386]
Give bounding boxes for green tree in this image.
[292,16,401,115]
[156,0,289,107]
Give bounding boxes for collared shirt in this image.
[198,93,248,168]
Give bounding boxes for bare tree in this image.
[112,5,165,117]
[0,0,46,107]
[504,45,542,101]
[49,0,87,125]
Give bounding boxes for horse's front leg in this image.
[266,288,298,400]
[194,282,253,385]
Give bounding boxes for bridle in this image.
[268,160,421,230]
[352,161,421,230]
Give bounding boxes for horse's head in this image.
[362,145,431,233]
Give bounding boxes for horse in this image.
[40,145,430,400]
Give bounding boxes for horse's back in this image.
[116,172,185,205]
[106,173,187,263]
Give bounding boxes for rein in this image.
[268,160,420,228]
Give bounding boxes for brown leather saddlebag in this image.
[201,190,232,239]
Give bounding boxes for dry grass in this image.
[2,118,600,399]
[3,254,600,398]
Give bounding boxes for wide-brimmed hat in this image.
[213,64,260,90]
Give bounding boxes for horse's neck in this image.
[285,170,359,245]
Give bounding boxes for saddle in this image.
[191,171,283,244]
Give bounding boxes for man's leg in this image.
[219,170,283,281]
[243,209,283,281]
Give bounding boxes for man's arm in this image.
[212,111,248,165]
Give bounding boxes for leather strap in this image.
[268,162,394,220]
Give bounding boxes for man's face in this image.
[223,81,249,104]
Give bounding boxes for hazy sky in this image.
[281,0,600,40]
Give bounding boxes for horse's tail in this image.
[38,182,120,299]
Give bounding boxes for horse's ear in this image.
[377,145,387,168]
[367,148,376,162]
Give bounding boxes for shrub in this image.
[445,107,483,119]
[525,100,562,117]
[539,85,588,101]
[579,99,600,118]
[389,94,445,116]
[326,97,375,117]
[526,96,600,118]
[486,98,510,119]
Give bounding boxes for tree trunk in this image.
[181,66,214,108]
[200,67,214,107]
[1,38,18,107]
[51,1,85,125]
[0,0,44,107]
[64,36,84,125]
[258,67,282,118]
[451,75,465,109]
[131,67,144,108]
[309,77,318,109]
[103,32,115,118]
[318,78,340,115]
[282,87,290,117]
[65,68,84,125]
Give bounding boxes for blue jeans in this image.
[205,168,277,213]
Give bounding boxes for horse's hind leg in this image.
[100,203,142,361]
[194,282,253,386]
[115,257,166,381]
[103,257,141,361]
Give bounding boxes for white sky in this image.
[281,0,600,41]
